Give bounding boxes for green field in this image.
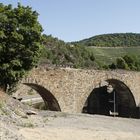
[88,47,140,65]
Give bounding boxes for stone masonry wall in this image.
[16,66,140,113]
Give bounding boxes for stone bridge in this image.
[15,66,140,118]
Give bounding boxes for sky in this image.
[1,0,140,42]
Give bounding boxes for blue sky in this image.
[1,0,140,42]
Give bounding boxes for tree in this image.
[123,55,134,67]
[41,35,96,68]
[116,57,128,69]
[73,33,140,47]
[109,62,116,69]
[0,3,43,92]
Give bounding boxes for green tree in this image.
[41,35,96,68]
[123,55,134,67]
[109,63,116,69]
[116,57,128,69]
[73,33,140,47]
[0,3,43,92]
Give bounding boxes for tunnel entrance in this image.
[22,83,61,111]
[82,79,139,118]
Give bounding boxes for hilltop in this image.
[39,34,140,70]
[72,33,140,47]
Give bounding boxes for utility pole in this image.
[114,90,116,117]
[107,84,118,117]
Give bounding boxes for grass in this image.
[88,47,140,65]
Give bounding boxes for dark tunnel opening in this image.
[23,83,61,111]
[82,79,139,119]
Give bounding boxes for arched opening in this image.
[22,83,61,111]
[82,79,138,118]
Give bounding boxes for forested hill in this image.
[40,35,95,68]
[72,33,140,47]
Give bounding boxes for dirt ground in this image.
[1,111,140,140]
[0,91,140,140]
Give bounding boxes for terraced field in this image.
[88,47,140,65]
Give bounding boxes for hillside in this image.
[39,34,140,70]
[40,35,96,68]
[88,47,140,65]
[73,33,140,47]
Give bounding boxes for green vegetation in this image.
[90,47,140,70]
[40,34,140,71]
[0,3,43,92]
[87,47,140,67]
[108,55,140,71]
[73,33,140,47]
[1,3,140,94]
[40,35,96,68]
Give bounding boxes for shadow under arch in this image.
[23,83,61,111]
[82,79,138,118]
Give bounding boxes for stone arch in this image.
[82,78,138,118]
[23,83,61,111]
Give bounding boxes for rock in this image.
[26,110,38,115]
